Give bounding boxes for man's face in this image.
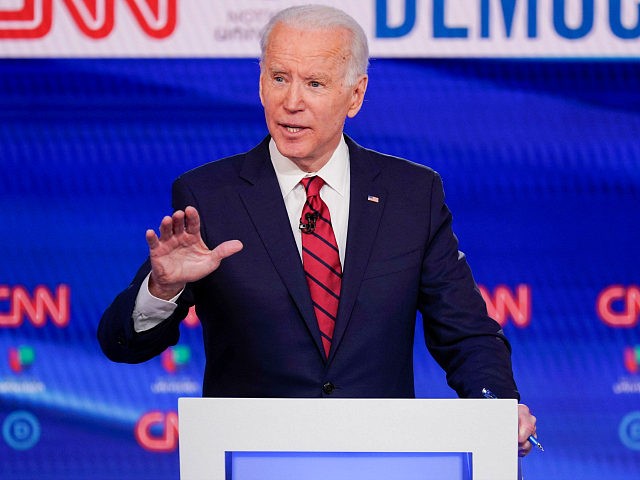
[259,23,368,172]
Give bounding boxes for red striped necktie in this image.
[299,176,342,358]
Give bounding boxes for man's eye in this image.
[274,76,285,83]
[309,81,321,88]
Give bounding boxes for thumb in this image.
[212,240,243,261]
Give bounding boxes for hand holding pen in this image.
[482,388,544,453]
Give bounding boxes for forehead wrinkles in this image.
[263,26,351,77]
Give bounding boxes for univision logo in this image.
[8,346,35,373]
[161,345,190,374]
[624,346,640,374]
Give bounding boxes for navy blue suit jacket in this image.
[98,135,519,400]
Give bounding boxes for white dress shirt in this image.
[132,137,351,332]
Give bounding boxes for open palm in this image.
[145,206,243,299]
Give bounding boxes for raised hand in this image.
[145,206,243,300]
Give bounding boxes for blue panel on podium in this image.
[225,451,472,480]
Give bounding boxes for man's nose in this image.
[283,82,304,111]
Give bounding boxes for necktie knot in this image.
[301,176,324,198]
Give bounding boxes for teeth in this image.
[286,126,301,133]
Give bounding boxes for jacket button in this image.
[322,382,335,395]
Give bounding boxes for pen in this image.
[482,388,544,452]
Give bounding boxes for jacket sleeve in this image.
[418,173,520,400]
[96,258,194,363]
[96,177,198,363]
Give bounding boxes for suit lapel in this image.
[329,137,387,362]
[237,138,326,359]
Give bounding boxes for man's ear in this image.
[258,72,265,107]
[346,74,368,118]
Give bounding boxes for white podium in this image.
[179,398,518,480]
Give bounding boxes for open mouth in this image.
[281,123,307,134]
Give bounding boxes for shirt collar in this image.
[269,136,349,198]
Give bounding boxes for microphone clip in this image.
[299,212,318,234]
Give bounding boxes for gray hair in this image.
[259,4,369,86]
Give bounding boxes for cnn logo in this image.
[135,410,178,453]
[597,285,640,328]
[479,284,531,328]
[0,284,70,328]
[0,0,177,39]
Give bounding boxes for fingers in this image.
[172,210,186,236]
[518,405,537,439]
[147,207,242,266]
[151,208,198,243]
[184,206,201,235]
[145,229,159,249]
[519,439,533,457]
[158,214,176,240]
[213,240,244,261]
[517,404,538,457]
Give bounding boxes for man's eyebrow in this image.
[265,64,286,74]
[305,72,331,82]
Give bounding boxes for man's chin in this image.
[273,139,310,163]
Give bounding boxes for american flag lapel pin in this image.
[367,195,379,203]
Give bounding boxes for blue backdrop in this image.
[1,58,639,479]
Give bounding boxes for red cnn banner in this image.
[0,0,177,39]
[597,285,640,328]
[135,410,178,453]
[0,284,70,328]
[479,284,532,328]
